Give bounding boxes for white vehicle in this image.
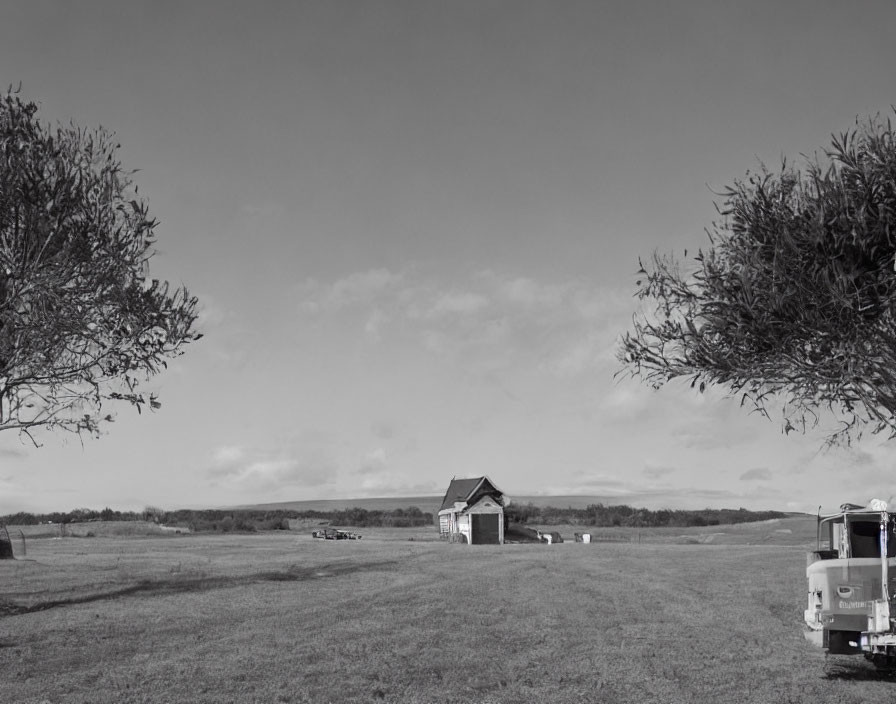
[804,499,896,667]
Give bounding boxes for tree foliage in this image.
[619,116,896,444]
[0,506,436,532]
[0,90,199,440]
[504,502,786,527]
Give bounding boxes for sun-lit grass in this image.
[0,526,891,703]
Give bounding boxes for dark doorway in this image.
[471,514,500,544]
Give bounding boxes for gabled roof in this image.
[439,476,503,512]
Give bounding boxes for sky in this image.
[2,0,896,515]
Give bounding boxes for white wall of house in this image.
[457,514,472,543]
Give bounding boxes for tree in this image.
[619,115,896,445]
[0,89,200,441]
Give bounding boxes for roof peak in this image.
[439,476,504,512]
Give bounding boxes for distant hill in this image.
[233,496,445,515]
[234,494,802,515]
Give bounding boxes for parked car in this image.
[311,528,362,540]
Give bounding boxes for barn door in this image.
[471,514,499,544]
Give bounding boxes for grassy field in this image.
[1,520,893,704]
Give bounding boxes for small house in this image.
[438,476,509,544]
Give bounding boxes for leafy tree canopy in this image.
[619,116,896,445]
[0,89,200,441]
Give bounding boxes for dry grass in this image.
[0,524,891,703]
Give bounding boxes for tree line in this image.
[1,506,435,532]
[504,503,788,528]
[3,503,789,531]
[163,507,435,532]
[1,507,143,525]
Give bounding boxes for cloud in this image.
[493,275,569,308]
[849,449,876,466]
[358,447,388,475]
[196,295,228,328]
[300,267,637,378]
[739,467,773,481]
[644,464,676,479]
[670,387,763,450]
[333,269,402,301]
[353,447,395,492]
[425,291,490,318]
[371,420,395,440]
[239,201,286,220]
[210,445,245,471]
[192,295,255,371]
[303,269,403,312]
[598,382,689,426]
[677,423,758,451]
[0,473,33,514]
[364,309,389,338]
[207,444,337,490]
[546,331,611,377]
[0,446,27,459]
[344,447,440,496]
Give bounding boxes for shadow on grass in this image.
[0,559,399,618]
[823,656,896,682]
